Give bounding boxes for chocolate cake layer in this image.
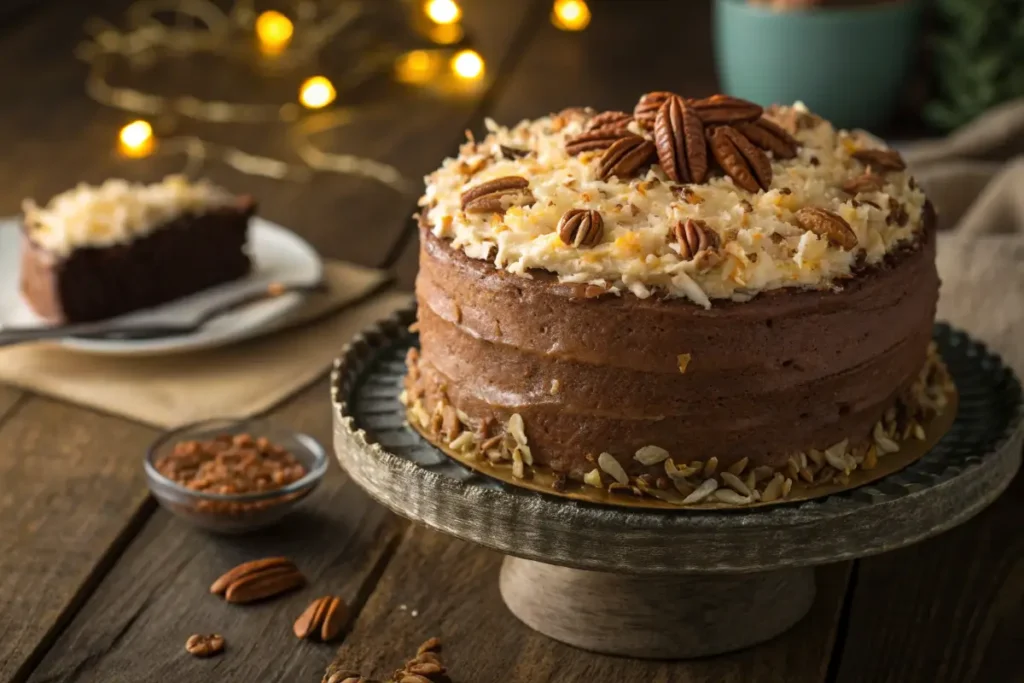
[409,208,938,478]
[20,197,255,323]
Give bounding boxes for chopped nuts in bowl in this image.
[144,418,328,533]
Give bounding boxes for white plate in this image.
[0,216,322,356]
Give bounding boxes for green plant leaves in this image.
[926,0,1024,131]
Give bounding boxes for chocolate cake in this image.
[19,176,254,323]
[403,93,953,506]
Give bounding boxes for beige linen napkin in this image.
[902,98,1024,376]
[0,260,411,428]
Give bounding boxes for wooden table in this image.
[0,1,1021,681]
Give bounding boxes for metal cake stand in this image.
[331,307,1023,659]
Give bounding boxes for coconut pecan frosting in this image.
[420,91,925,307]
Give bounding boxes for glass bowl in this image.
[144,417,328,534]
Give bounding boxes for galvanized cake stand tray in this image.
[331,307,1023,659]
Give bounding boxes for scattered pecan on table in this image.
[294,595,349,642]
[322,637,449,683]
[209,556,307,604]
[185,633,225,658]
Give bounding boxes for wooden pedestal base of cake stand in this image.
[498,559,816,658]
[331,308,1024,659]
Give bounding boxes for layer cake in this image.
[404,93,952,505]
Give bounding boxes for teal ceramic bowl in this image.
[714,0,922,131]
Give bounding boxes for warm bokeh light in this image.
[118,120,154,157]
[299,76,336,109]
[426,22,464,45]
[256,10,294,54]
[394,50,443,85]
[451,49,484,81]
[552,0,591,31]
[425,0,461,25]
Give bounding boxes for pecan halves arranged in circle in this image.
[708,126,772,193]
[460,176,535,214]
[634,91,677,130]
[674,218,720,260]
[735,117,798,159]
[597,135,656,180]
[690,94,763,124]
[654,95,708,183]
[851,148,906,173]
[794,207,858,250]
[557,208,604,248]
[565,127,631,155]
[585,110,633,133]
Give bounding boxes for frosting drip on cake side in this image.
[420,103,926,307]
[22,175,234,256]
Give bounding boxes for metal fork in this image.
[0,279,328,347]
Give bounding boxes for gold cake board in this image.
[407,387,958,511]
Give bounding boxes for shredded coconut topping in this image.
[420,104,927,307]
[23,175,234,256]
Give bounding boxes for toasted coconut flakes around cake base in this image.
[403,344,953,507]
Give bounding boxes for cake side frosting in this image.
[420,102,925,307]
[410,218,939,479]
[22,175,234,256]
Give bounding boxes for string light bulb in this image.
[299,76,336,109]
[425,0,461,25]
[451,49,484,81]
[118,119,154,157]
[395,50,442,85]
[255,10,294,54]
[552,0,591,31]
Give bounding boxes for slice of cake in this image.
[20,175,255,323]
[404,92,953,505]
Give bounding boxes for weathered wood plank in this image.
[24,376,403,683]
[834,467,1024,683]
[328,528,851,683]
[0,399,158,683]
